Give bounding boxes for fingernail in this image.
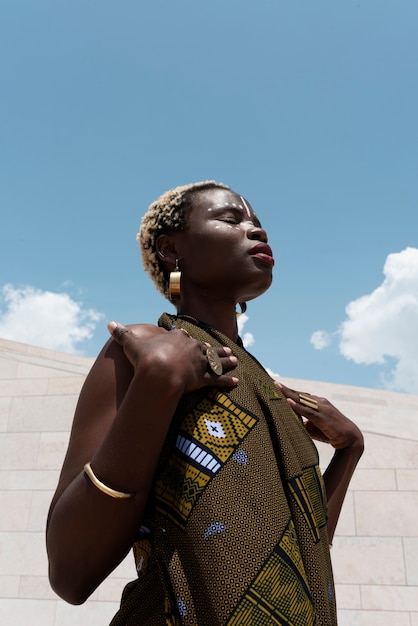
[107,321,118,333]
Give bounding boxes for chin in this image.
[243,276,273,302]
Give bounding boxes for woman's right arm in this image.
[46,323,238,605]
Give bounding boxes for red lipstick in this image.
[249,243,275,266]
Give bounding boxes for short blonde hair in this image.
[138,180,230,298]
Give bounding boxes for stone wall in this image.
[0,338,417,625]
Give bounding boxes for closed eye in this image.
[220,216,239,224]
[215,208,244,224]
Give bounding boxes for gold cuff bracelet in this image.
[84,462,134,499]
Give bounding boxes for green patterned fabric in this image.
[110,314,337,625]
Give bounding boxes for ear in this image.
[156,234,179,268]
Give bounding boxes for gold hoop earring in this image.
[169,260,181,300]
[236,302,247,318]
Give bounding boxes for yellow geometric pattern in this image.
[258,379,281,402]
[164,597,182,626]
[181,390,258,462]
[155,455,212,525]
[155,389,258,529]
[288,465,327,543]
[227,521,314,626]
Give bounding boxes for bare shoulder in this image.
[78,322,166,420]
[49,323,164,506]
[88,323,163,387]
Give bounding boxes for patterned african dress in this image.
[109,314,337,626]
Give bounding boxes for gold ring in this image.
[299,393,319,411]
[206,346,223,375]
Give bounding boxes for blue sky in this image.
[1,1,418,393]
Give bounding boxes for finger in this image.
[274,382,300,403]
[203,345,237,376]
[276,382,320,412]
[107,321,130,344]
[205,373,239,388]
[215,346,234,357]
[274,381,297,397]
[289,397,320,416]
[219,354,238,371]
[218,375,239,387]
[175,333,235,363]
[215,346,237,366]
[274,381,286,391]
[299,393,319,411]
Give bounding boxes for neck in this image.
[175,299,239,343]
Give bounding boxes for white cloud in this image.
[237,312,255,348]
[311,248,418,394]
[338,247,418,393]
[0,283,103,354]
[242,332,255,348]
[237,312,249,335]
[266,367,281,380]
[310,330,332,350]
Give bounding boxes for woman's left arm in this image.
[276,383,364,543]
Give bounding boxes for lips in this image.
[249,243,275,266]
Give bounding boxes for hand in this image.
[108,321,239,394]
[276,382,364,451]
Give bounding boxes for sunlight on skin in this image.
[240,196,252,218]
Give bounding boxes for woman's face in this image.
[172,187,274,303]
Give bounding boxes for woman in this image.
[47,181,364,625]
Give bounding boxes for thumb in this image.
[107,321,129,343]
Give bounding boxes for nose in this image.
[247,225,268,243]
